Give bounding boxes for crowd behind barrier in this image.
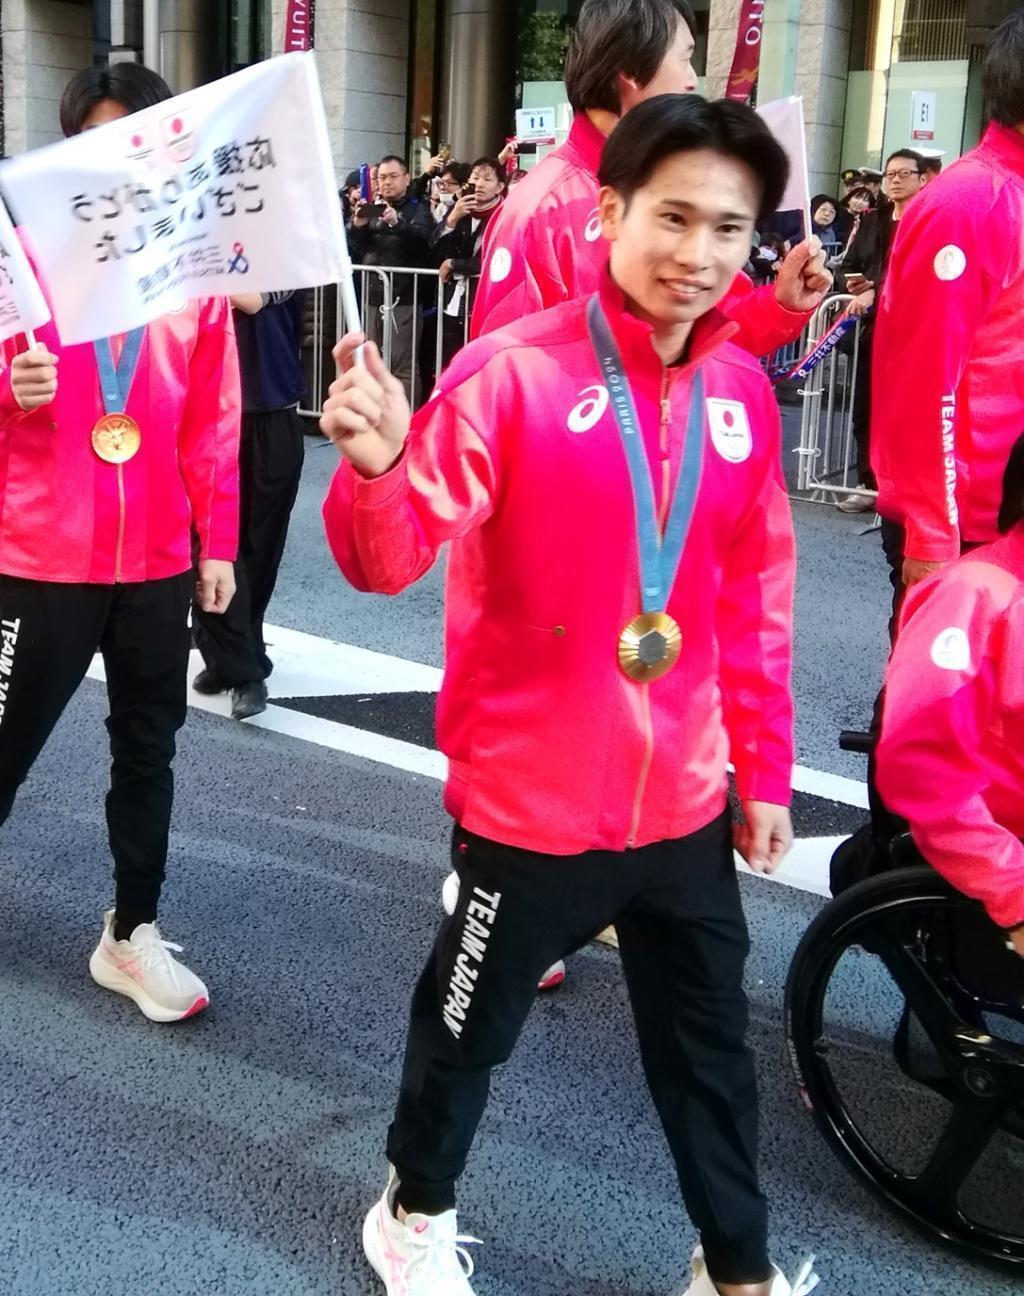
[300,265,478,419]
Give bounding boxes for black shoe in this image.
[231,679,268,720]
[193,667,227,695]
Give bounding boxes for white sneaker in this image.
[89,909,209,1023]
[836,492,875,514]
[682,1246,819,1296]
[362,1177,481,1295]
[442,871,566,992]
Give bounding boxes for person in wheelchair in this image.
[876,431,1024,960]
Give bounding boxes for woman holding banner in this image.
[0,63,241,1023]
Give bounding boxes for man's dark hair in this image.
[470,157,507,188]
[60,63,172,137]
[884,148,926,173]
[378,154,409,172]
[922,156,942,176]
[984,9,1024,129]
[598,94,789,223]
[564,0,697,115]
[998,432,1024,533]
[441,161,471,185]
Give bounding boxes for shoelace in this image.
[133,931,185,976]
[786,1255,820,1296]
[407,1225,482,1287]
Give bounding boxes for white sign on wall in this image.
[515,106,557,144]
[911,91,937,142]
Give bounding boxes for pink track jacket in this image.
[878,530,1024,930]
[325,274,795,855]
[471,112,813,357]
[871,124,1024,563]
[0,258,240,586]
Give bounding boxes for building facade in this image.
[0,1,1017,192]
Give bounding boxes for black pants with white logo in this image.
[0,572,191,922]
[386,811,771,1284]
[193,407,305,685]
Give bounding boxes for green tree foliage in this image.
[523,13,572,82]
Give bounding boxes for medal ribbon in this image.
[93,327,146,415]
[586,294,705,614]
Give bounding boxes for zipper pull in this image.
[660,397,672,425]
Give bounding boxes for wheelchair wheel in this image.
[785,867,1024,1271]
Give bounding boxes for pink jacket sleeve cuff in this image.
[902,518,961,566]
[734,768,793,808]
[350,451,410,508]
[0,370,27,424]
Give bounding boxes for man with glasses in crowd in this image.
[836,148,926,516]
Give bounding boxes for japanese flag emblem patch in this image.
[706,399,752,463]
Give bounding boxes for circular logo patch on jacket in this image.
[930,626,971,672]
[488,247,513,283]
[706,399,752,463]
[933,245,967,282]
[584,209,603,243]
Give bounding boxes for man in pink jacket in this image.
[471,0,831,351]
[878,431,1024,952]
[870,10,1024,613]
[322,95,814,1296]
[0,64,241,1023]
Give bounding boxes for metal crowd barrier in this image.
[791,294,877,507]
[300,265,477,418]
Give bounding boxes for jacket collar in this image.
[560,113,606,180]
[595,268,739,373]
[980,123,1024,177]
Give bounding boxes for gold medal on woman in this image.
[618,611,682,683]
[92,412,142,464]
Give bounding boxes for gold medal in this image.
[617,611,682,682]
[92,413,141,464]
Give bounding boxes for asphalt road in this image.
[2,429,1019,1296]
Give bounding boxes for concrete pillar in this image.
[272,0,411,175]
[155,0,221,93]
[441,0,516,162]
[1,0,93,154]
[707,0,854,197]
[794,0,854,196]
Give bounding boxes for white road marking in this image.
[87,623,865,898]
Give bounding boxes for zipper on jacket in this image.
[114,464,126,583]
[628,683,656,847]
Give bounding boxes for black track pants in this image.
[0,571,191,919]
[386,812,771,1285]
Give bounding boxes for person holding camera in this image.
[420,158,508,394]
[347,155,435,406]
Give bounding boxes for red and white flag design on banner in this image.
[284,0,313,52]
[725,0,766,104]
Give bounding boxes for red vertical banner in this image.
[284,0,313,52]
[725,0,766,104]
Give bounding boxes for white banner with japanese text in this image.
[0,53,344,345]
[0,199,51,344]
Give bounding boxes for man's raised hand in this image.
[320,333,412,479]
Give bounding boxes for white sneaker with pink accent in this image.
[88,909,209,1023]
[362,1176,480,1295]
[681,1246,820,1296]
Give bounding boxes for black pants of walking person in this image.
[193,407,305,686]
[0,571,191,925]
[386,811,772,1286]
[849,320,877,491]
